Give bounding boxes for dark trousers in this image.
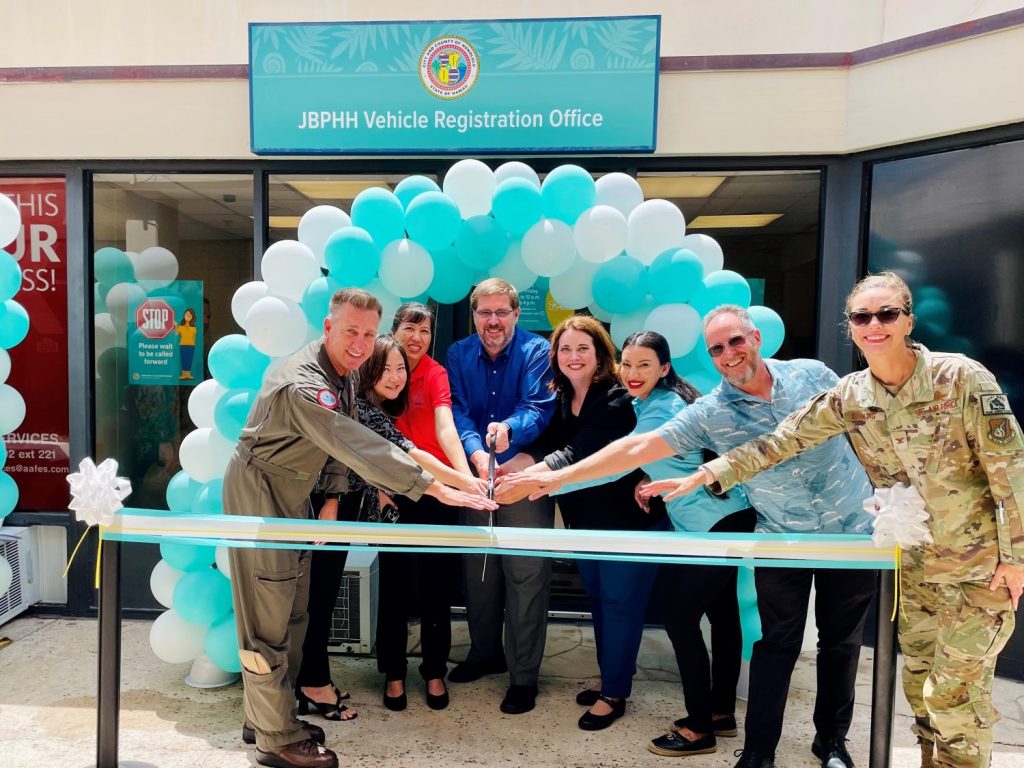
[295,547,348,689]
[743,566,875,755]
[376,494,459,682]
[576,556,659,698]
[662,507,756,733]
[462,496,555,687]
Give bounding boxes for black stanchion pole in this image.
[869,569,898,768]
[96,536,122,768]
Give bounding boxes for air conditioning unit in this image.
[327,549,378,655]
[0,527,42,627]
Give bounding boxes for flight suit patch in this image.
[316,389,339,410]
[988,417,1014,445]
[981,393,1012,416]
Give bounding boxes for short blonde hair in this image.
[844,271,913,315]
[330,287,383,317]
[470,278,519,311]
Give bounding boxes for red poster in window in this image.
[1,179,70,511]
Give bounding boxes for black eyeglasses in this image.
[707,330,755,358]
[846,307,909,327]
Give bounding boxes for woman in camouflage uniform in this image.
[643,272,1023,768]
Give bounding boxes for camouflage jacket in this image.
[706,345,1024,583]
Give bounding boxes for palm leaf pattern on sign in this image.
[285,27,331,67]
[563,20,600,44]
[594,18,652,69]
[486,23,567,70]
[329,24,394,61]
[388,27,437,73]
[251,27,283,62]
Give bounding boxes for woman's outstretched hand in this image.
[639,471,708,502]
[502,469,566,500]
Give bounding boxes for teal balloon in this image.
[492,178,543,235]
[350,188,405,249]
[0,251,21,302]
[394,176,441,209]
[93,282,108,313]
[915,297,951,336]
[0,471,18,520]
[302,276,343,326]
[737,566,761,660]
[96,345,129,382]
[649,249,703,305]
[592,254,647,314]
[205,612,242,672]
[173,569,233,626]
[323,227,379,287]
[191,479,224,516]
[94,247,134,285]
[214,388,257,442]
[683,369,722,395]
[0,300,29,349]
[208,334,271,391]
[693,270,752,315]
[541,164,595,225]
[455,216,509,271]
[748,305,785,358]
[166,470,202,512]
[428,246,475,304]
[0,437,6,470]
[160,541,216,572]
[405,192,461,251]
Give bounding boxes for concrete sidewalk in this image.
[1,615,1022,767]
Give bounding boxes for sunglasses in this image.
[846,307,908,327]
[707,330,755,358]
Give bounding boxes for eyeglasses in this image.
[474,309,514,320]
[846,307,908,327]
[707,330,755,358]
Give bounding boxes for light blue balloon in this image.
[592,254,647,314]
[394,176,441,210]
[541,164,595,225]
[0,437,6,470]
[191,479,224,516]
[693,270,752,315]
[0,300,29,349]
[94,247,134,285]
[323,227,379,287]
[204,612,242,673]
[302,276,343,326]
[93,282,108,313]
[208,334,271,391]
[173,569,233,626]
[682,369,722,395]
[915,297,951,336]
[165,470,202,512]
[455,216,509,271]
[649,249,704,305]
[405,192,461,251]
[428,246,475,304]
[214,388,257,442]
[350,188,405,249]
[748,305,786,358]
[492,178,543,236]
[0,251,21,302]
[159,541,216,572]
[0,471,18,520]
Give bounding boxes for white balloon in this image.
[494,161,541,189]
[681,234,724,275]
[626,199,687,265]
[443,159,496,218]
[94,313,118,358]
[149,608,206,664]
[299,206,352,269]
[134,246,179,290]
[644,303,703,357]
[179,427,236,483]
[0,194,20,249]
[187,379,227,429]
[105,282,147,330]
[595,173,644,218]
[150,559,184,609]
[0,348,10,384]
[231,281,270,330]
[521,219,576,277]
[489,241,538,292]
[0,555,11,600]
[378,239,434,299]
[0,384,26,434]
[260,240,320,302]
[363,278,402,333]
[215,547,232,580]
[574,205,628,264]
[245,295,309,358]
[549,259,598,309]
[610,298,656,348]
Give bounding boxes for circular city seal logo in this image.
[420,36,479,99]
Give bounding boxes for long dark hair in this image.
[548,315,619,396]
[621,331,701,405]
[356,335,410,418]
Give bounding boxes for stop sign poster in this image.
[127,280,204,386]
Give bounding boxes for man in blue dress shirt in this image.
[445,278,556,714]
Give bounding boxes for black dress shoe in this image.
[448,659,507,683]
[426,680,450,710]
[383,683,407,712]
[255,738,338,768]
[673,714,738,737]
[500,684,538,714]
[733,749,776,768]
[575,688,601,706]
[648,730,717,756]
[812,735,854,768]
[578,695,626,731]
[243,720,325,746]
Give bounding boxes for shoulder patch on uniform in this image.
[980,393,1012,416]
[316,388,339,410]
[988,417,1015,445]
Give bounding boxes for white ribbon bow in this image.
[863,482,932,548]
[66,458,132,528]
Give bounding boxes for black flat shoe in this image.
[575,688,601,706]
[426,679,450,710]
[295,687,357,722]
[648,730,717,756]
[577,695,626,731]
[500,684,538,714]
[448,659,508,683]
[383,683,407,712]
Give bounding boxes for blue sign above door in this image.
[249,16,660,155]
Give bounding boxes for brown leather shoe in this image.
[255,738,338,768]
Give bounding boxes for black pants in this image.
[661,507,756,733]
[376,494,459,682]
[295,546,348,689]
[743,566,875,755]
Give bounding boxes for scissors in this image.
[482,434,497,580]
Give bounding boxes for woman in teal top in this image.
[562,331,756,758]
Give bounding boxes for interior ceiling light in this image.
[688,214,783,229]
[268,216,302,229]
[287,180,392,200]
[638,176,725,199]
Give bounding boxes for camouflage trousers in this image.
[899,548,1015,768]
